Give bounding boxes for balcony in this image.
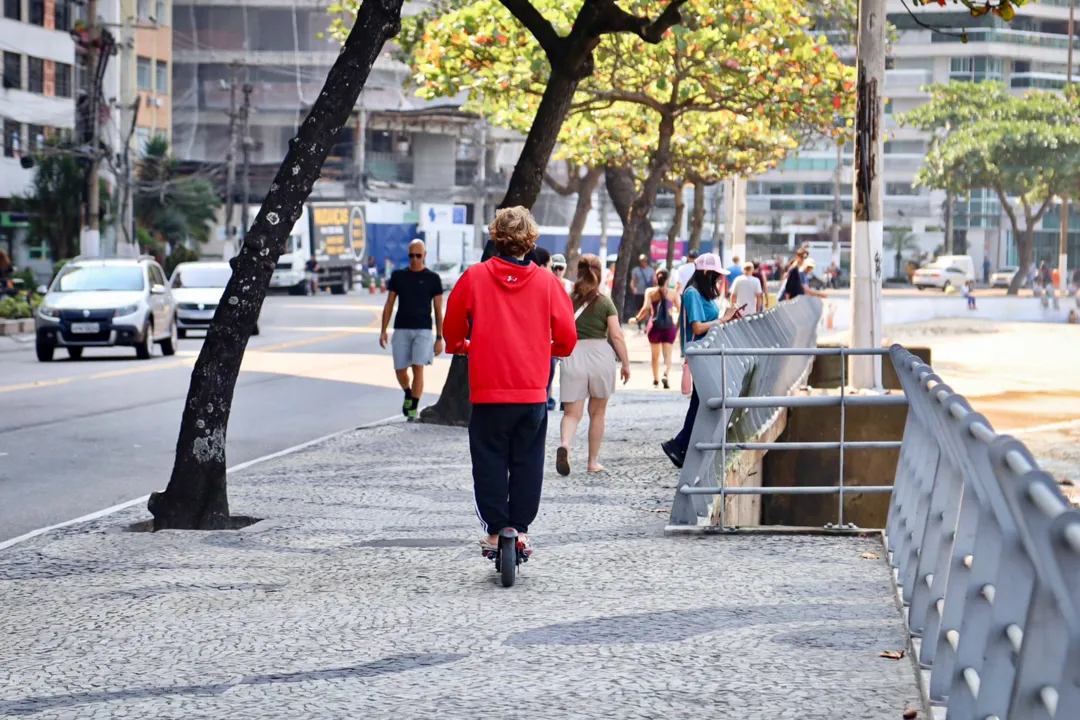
[1010,71,1069,89]
[365,152,413,184]
[933,27,1080,51]
[884,68,932,89]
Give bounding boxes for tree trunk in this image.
[688,180,706,253]
[1007,227,1035,296]
[665,182,684,270]
[612,115,675,317]
[565,166,603,273]
[943,191,954,255]
[147,0,405,530]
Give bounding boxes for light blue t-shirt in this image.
[726,265,742,281]
[679,286,720,353]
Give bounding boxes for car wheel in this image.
[917,286,926,291]
[177,328,187,340]
[67,347,83,360]
[942,280,952,292]
[136,323,154,360]
[36,341,55,362]
[330,283,346,295]
[161,319,177,356]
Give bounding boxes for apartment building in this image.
[116,0,172,151]
[0,0,78,265]
[739,1,1080,274]
[170,0,495,261]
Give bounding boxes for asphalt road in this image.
[0,291,423,542]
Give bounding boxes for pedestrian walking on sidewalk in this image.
[379,239,444,421]
[629,267,680,388]
[443,207,577,555]
[661,253,741,469]
[556,254,631,476]
[629,254,656,328]
[730,262,764,315]
[546,253,573,410]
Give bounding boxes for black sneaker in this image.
[661,439,685,469]
[402,391,413,418]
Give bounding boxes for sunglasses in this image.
[408,253,423,259]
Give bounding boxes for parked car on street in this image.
[913,255,976,291]
[990,266,1026,288]
[170,261,259,338]
[431,261,467,292]
[34,256,177,362]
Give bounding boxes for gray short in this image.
[392,328,434,370]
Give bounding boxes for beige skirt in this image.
[560,338,617,402]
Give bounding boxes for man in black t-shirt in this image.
[305,257,321,295]
[379,239,444,420]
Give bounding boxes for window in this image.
[54,62,71,98]
[155,0,167,24]
[155,60,167,93]
[28,0,42,24]
[27,57,43,94]
[3,52,20,91]
[3,119,20,158]
[886,183,918,196]
[135,127,150,153]
[75,54,87,94]
[137,0,150,20]
[137,57,152,91]
[4,0,20,21]
[27,124,44,152]
[54,0,70,31]
[949,56,1004,83]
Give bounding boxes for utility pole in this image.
[473,121,488,254]
[850,0,886,389]
[1061,0,1074,292]
[223,62,240,246]
[831,139,843,267]
[83,0,101,256]
[239,82,253,241]
[711,183,723,255]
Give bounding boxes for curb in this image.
[0,413,404,553]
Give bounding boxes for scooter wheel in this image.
[499,533,517,588]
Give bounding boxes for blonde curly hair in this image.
[489,206,539,258]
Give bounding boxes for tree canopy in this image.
[134,137,221,247]
[908,83,1080,292]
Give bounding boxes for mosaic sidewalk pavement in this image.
[0,392,922,719]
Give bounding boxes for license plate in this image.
[70,322,100,334]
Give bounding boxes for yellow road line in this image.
[0,329,358,395]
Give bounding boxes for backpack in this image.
[652,291,674,330]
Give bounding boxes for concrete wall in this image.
[761,400,909,528]
[411,133,456,190]
[827,294,1078,330]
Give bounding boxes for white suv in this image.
[35,256,178,362]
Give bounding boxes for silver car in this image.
[34,256,177,362]
[170,261,260,338]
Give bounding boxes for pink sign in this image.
[650,239,687,262]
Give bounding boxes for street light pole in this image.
[1061,0,1074,292]
[850,0,886,389]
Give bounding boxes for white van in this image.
[913,254,975,291]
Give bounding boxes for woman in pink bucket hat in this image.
[661,252,742,468]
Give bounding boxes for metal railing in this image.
[669,297,907,527]
[886,345,1079,719]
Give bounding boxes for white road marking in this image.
[0,413,402,552]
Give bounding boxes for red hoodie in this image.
[444,257,577,404]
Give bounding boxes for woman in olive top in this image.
[556,254,631,475]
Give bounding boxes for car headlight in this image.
[38,306,60,320]
[113,304,140,318]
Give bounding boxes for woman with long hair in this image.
[556,253,631,475]
[630,267,680,388]
[661,253,741,469]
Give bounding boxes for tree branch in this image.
[544,165,575,196]
[498,0,564,60]
[577,88,665,113]
[590,0,690,44]
[994,186,1021,236]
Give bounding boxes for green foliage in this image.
[407,0,854,185]
[19,134,86,262]
[135,137,221,247]
[0,296,32,320]
[165,244,201,279]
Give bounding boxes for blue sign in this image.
[428,208,437,222]
[452,206,466,224]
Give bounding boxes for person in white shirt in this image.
[551,253,573,293]
[729,261,763,314]
[675,248,699,293]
